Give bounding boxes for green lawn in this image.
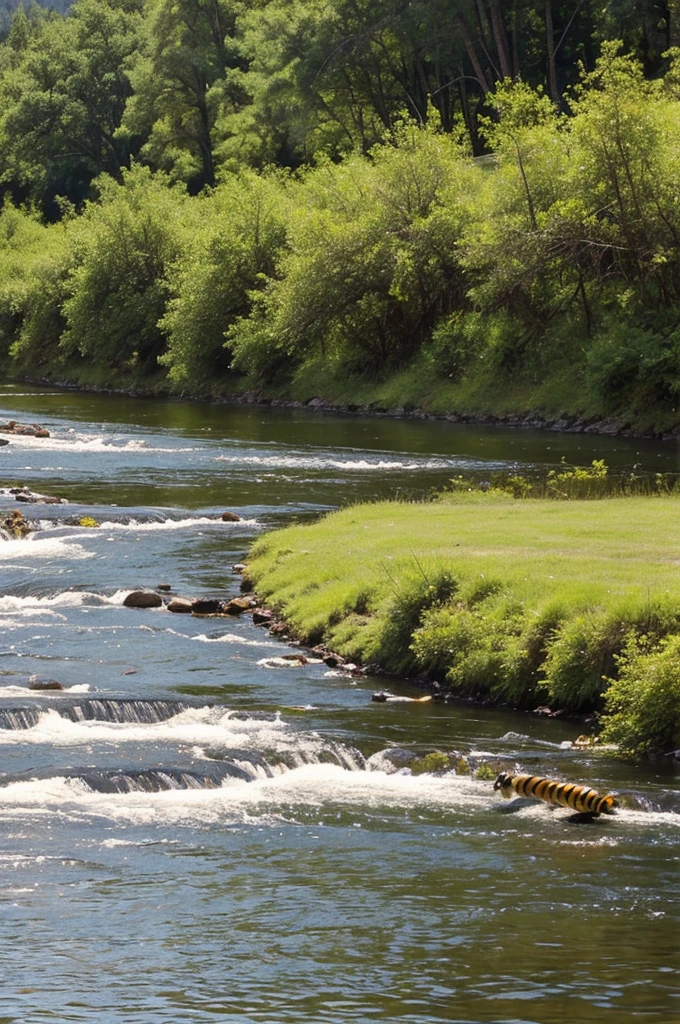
[247,494,680,755]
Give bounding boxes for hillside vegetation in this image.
[1,3,680,430]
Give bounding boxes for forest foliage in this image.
[2,1,680,428]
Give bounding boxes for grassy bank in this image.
[246,494,680,757]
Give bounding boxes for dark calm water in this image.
[0,384,678,1024]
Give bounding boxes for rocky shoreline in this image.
[17,376,680,441]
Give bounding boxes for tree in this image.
[0,0,143,214]
[59,164,195,371]
[121,0,246,189]
[160,168,290,388]
[228,125,473,381]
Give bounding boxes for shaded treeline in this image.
[2,1,680,428]
[2,0,677,208]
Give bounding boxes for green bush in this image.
[375,567,458,674]
[411,598,552,707]
[601,635,680,756]
[586,315,680,416]
[543,600,680,710]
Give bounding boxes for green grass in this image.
[247,494,680,755]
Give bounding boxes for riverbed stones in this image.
[0,421,50,437]
[190,598,225,615]
[123,590,163,608]
[252,609,273,626]
[167,597,194,613]
[223,596,255,615]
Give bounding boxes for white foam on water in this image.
[0,536,92,561]
[0,759,677,832]
[257,656,324,668]
[192,632,281,648]
[5,432,202,455]
[213,453,444,472]
[0,705,289,748]
[96,517,258,532]
[0,591,124,614]
[0,764,490,825]
[0,684,91,696]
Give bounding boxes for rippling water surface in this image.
[1,385,678,1024]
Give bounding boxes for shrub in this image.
[376,567,458,673]
[601,635,680,757]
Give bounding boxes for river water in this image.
[0,384,678,1024]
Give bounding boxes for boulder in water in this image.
[123,590,163,609]
[252,609,273,626]
[167,597,194,613]
[221,511,241,522]
[28,675,64,691]
[6,485,66,504]
[224,597,255,615]
[191,598,225,615]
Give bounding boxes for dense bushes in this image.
[4,42,680,428]
[602,635,680,756]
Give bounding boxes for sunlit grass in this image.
[247,494,680,751]
[250,494,680,628]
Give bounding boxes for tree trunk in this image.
[546,0,559,102]
[456,15,491,94]
[489,0,512,80]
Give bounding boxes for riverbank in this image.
[245,493,680,758]
[13,365,680,441]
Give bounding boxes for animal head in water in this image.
[493,771,514,798]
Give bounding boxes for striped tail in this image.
[494,772,617,815]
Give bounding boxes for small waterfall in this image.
[61,699,189,724]
[0,699,188,731]
[205,740,367,776]
[0,707,41,730]
[76,764,252,793]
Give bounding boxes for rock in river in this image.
[123,590,164,609]
[28,675,64,691]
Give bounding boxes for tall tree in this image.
[0,0,143,213]
[121,0,246,189]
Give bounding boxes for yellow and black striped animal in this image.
[493,771,617,816]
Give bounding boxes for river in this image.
[0,384,678,1024]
